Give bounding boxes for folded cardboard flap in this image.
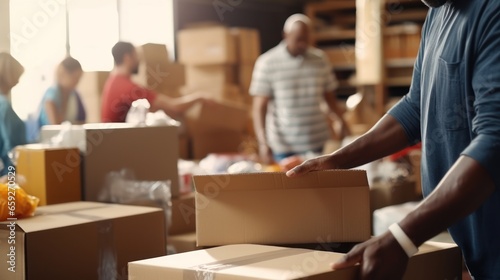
[194,170,371,246]
[194,170,368,193]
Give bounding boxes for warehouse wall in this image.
[0,0,10,52]
[174,0,304,55]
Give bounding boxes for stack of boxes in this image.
[177,25,261,159]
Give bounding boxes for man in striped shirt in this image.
[250,14,349,164]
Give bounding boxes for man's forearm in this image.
[330,114,411,169]
[252,99,268,146]
[399,155,495,247]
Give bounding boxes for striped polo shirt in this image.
[250,41,337,154]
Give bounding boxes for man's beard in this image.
[421,0,448,8]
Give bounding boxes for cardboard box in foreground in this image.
[129,242,462,280]
[0,202,166,280]
[194,170,371,246]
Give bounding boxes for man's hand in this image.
[333,232,409,280]
[258,144,274,165]
[286,154,337,177]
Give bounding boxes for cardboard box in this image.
[77,71,109,123]
[16,145,81,206]
[0,202,166,280]
[191,130,245,159]
[384,34,403,59]
[178,26,237,65]
[137,43,169,67]
[194,170,371,246]
[181,84,243,104]
[323,45,356,67]
[238,64,254,93]
[370,180,421,214]
[184,101,248,135]
[230,28,261,64]
[129,242,462,280]
[169,193,196,235]
[186,65,236,87]
[168,232,199,254]
[40,124,180,199]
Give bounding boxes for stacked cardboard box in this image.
[384,24,421,59]
[128,170,463,279]
[133,43,185,98]
[77,71,109,123]
[167,193,200,254]
[177,26,259,158]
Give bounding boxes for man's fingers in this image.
[286,159,318,177]
[331,246,363,270]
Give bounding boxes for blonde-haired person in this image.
[0,52,26,176]
[38,57,86,127]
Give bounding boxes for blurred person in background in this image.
[37,57,86,127]
[101,41,208,123]
[0,53,26,176]
[250,14,350,164]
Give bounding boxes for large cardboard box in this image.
[181,84,243,104]
[191,130,245,159]
[370,180,421,214]
[129,242,462,280]
[169,193,196,235]
[230,28,261,64]
[184,101,248,136]
[0,202,166,280]
[168,232,199,254]
[40,124,180,199]
[77,71,109,123]
[238,64,254,93]
[194,170,371,246]
[178,26,237,65]
[137,43,169,67]
[16,145,81,206]
[323,45,356,67]
[185,65,236,87]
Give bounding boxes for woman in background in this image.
[0,53,26,176]
[38,57,86,127]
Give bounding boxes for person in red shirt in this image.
[101,41,205,122]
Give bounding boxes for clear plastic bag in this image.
[98,169,172,229]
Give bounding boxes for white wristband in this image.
[388,223,418,258]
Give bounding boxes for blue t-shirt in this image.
[388,0,500,278]
[0,94,27,176]
[38,85,86,127]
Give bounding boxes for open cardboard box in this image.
[194,170,371,246]
[129,242,462,280]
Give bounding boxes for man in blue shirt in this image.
[288,0,500,279]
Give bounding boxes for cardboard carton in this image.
[77,71,109,123]
[194,170,371,246]
[40,124,180,199]
[185,65,236,87]
[323,45,356,67]
[230,28,261,64]
[181,84,243,104]
[0,202,166,280]
[370,180,421,214]
[16,145,81,206]
[169,193,196,235]
[129,242,462,280]
[178,26,237,65]
[191,130,245,159]
[238,64,254,93]
[184,101,248,136]
[168,232,199,254]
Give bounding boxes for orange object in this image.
[0,183,39,221]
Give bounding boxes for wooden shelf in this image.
[390,10,428,22]
[331,63,356,71]
[315,28,356,42]
[306,1,356,14]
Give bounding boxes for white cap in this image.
[283,13,311,33]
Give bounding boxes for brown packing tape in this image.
[182,248,310,280]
